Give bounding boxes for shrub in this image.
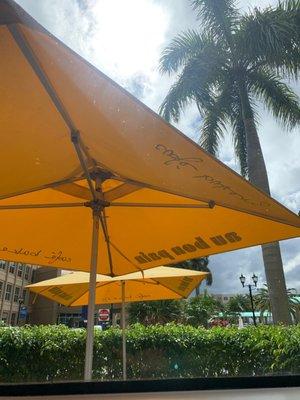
[0,323,299,382]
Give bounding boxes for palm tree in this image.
[226,294,251,313]
[128,299,184,325]
[254,284,300,323]
[175,257,212,295]
[159,0,300,324]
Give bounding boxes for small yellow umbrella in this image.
[27,266,208,380]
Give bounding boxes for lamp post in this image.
[16,298,24,326]
[239,274,258,326]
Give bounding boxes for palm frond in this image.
[160,30,206,74]
[238,3,300,77]
[159,31,226,75]
[199,79,234,155]
[159,78,195,122]
[248,68,300,128]
[191,0,238,44]
[159,50,226,122]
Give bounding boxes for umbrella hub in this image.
[84,199,110,212]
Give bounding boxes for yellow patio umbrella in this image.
[0,0,299,380]
[27,266,208,380]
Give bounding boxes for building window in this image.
[22,289,27,303]
[11,313,16,326]
[58,313,82,328]
[0,260,6,270]
[24,266,30,280]
[17,264,23,278]
[14,286,21,303]
[9,262,16,274]
[5,283,12,301]
[0,281,3,298]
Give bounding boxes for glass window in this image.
[24,266,30,280]
[14,286,21,303]
[9,262,16,274]
[17,264,23,278]
[5,283,12,301]
[0,260,6,270]
[11,313,16,326]
[0,280,3,297]
[22,288,27,303]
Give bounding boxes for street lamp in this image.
[239,274,258,326]
[16,298,24,326]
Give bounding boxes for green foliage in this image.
[174,257,212,287]
[128,294,222,327]
[1,324,300,382]
[254,285,300,320]
[226,294,252,313]
[159,0,300,176]
[128,300,184,325]
[185,294,223,327]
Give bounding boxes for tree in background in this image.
[128,294,223,327]
[226,294,252,313]
[159,0,300,324]
[254,285,300,323]
[175,257,212,295]
[185,293,223,327]
[128,300,184,325]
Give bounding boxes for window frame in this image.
[4,283,13,301]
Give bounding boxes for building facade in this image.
[211,293,235,305]
[0,259,36,325]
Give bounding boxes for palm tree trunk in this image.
[237,79,292,325]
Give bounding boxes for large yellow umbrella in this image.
[0,0,299,380]
[27,266,208,380]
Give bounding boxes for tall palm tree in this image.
[159,0,300,324]
[254,284,300,323]
[175,257,212,295]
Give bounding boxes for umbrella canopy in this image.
[27,266,208,306]
[0,0,299,276]
[27,266,208,380]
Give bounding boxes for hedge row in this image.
[0,323,300,382]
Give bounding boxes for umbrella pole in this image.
[84,208,100,381]
[121,281,127,380]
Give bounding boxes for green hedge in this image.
[0,323,300,382]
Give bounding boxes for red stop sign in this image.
[98,308,110,321]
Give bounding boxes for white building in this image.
[211,293,235,305]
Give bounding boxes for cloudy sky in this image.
[16,0,300,295]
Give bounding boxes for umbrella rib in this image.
[108,241,145,275]
[71,280,114,306]
[0,202,85,210]
[8,24,98,201]
[8,24,76,132]
[70,134,98,200]
[99,210,115,276]
[150,278,189,298]
[110,202,215,209]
